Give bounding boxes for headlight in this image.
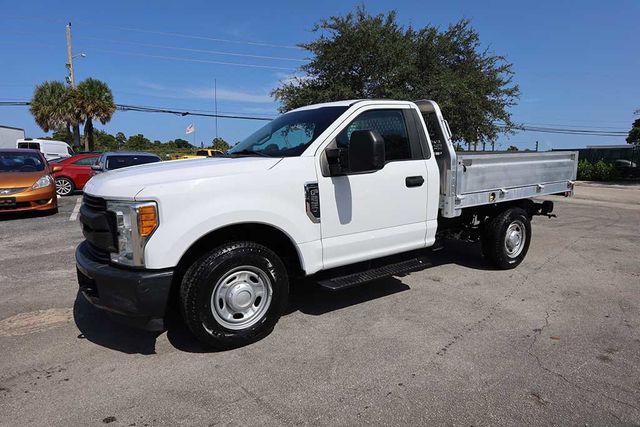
[32,175,53,190]
[106,200,158,267]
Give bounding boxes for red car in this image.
[51,153,100,196]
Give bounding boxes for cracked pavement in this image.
[1,182,639,426]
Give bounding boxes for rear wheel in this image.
[481,207,531,269]
[180,241,289,350]
[55,177,75,196]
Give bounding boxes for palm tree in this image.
[29,81,79,142]
[76,78,116,151]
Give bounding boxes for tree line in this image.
[42,127,231,157]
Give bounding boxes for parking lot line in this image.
[69,197,81,221]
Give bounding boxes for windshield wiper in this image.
[229,149,272,158]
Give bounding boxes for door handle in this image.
[405,176,424,187]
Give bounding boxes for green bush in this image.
[577,159,594,180]
[592,159,619,181]
[577,159,619,181]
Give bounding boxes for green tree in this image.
[115,132,127,147]
[93,130,118,151]
[211,137,230,152]
[124,134,152,151]
[272,7,519,145]
[626,114,640,145]
[76,78,116,152]
[172,138,192,149]
[29,81,80,146]
[507,145,519,151]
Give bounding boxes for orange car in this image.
[0,149,58,213]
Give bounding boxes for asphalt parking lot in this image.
[1,184,639,426]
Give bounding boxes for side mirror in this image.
[91,164,101,171]
[51,166,62,173]
[348,130,385,173]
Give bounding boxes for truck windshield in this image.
[228,106,348,157]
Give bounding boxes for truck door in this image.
[317,106,430,269]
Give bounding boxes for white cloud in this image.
[136,81,273,104]
[185,87,272,103]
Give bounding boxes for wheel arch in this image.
[167,222,305,312]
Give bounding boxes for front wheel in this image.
[55,177,75,196]
[180,241,289,350]
[481,207,532,270]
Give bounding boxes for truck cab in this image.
[76,99,576,349]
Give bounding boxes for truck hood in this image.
[83,156,282,199]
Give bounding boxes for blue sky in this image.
[1,0,637,150]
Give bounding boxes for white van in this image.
[16,138,75,161]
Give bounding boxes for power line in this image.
[0,100,630,133]
[73,21,304,50]
[77,36,306,62]
[0,40,299,71]
[0,14,303,50]
[78,47,297,71]
[497,124,627,137]
[116,104,272,120]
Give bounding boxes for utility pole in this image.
[65,22,82,149]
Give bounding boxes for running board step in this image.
[317,257,429,291]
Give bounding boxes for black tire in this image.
[55,177,75,196]
[481,207,531,270]
[180,241,289,350]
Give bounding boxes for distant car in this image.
[171,149,225,160]
[91,152,162,175]
[16,138,75,161]
[51,153,100,196]
[0,149,57,214]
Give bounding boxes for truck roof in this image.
[289,99,415,113]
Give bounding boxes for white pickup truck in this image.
[76,99,577,349]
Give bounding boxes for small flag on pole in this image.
[185,124,194,134]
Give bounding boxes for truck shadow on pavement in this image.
[73,294,163,355]
[73,241,491,354]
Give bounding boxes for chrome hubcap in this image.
[504,220,526,258]
[210,266,272,330]
[55,179,72,195]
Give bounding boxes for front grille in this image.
[0,187,27,195]
[79,194,117,260]
[83,194,107,211]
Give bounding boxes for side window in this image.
[336,109,412,161]
[67,146,75,156]
[18,142,40,150]
[73,157,97,166]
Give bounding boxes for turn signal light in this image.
[137,205,158,237]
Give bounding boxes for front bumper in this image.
[0,185,57,212]
[75,241,174,330]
